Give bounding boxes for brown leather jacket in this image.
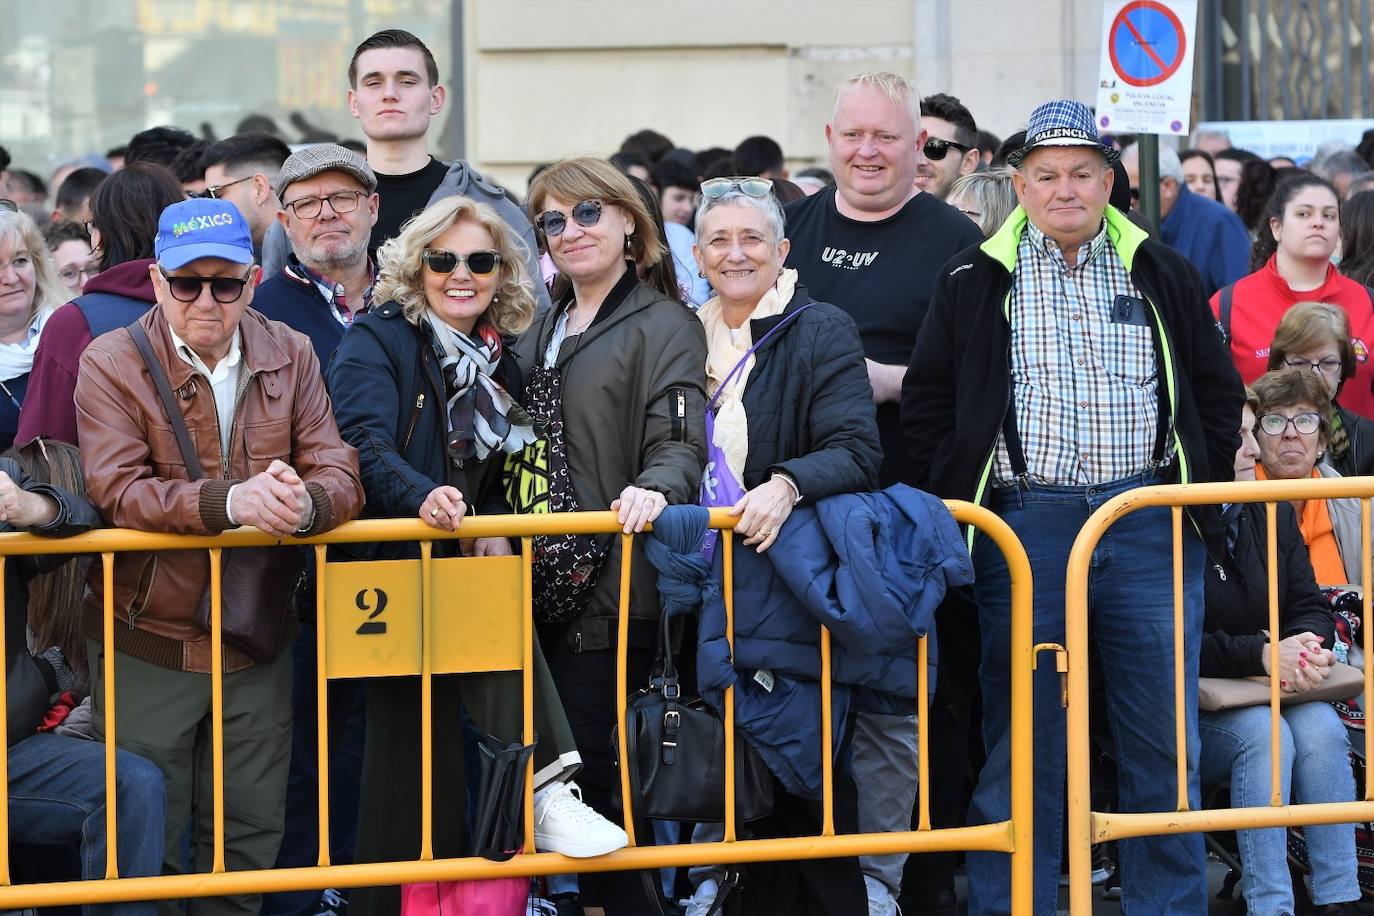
[75,306,364,673]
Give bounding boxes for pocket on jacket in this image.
[147,424,188,479]
[243,419,292,475]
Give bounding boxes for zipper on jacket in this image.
[402,393,425,452]
[574,630,583,654]
[671,388,686,442]
[1213,563,1227,582]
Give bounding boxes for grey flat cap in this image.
[274,143,377,198]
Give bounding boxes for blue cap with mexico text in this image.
[154,198,254,269]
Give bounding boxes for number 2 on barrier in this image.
[355,588,388,635]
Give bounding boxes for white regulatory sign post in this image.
[1095,0,1198,137]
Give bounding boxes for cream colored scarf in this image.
[698,268,798,483]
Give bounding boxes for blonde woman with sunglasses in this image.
[329,194,630,915]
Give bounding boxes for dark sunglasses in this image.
[199,175,253,200]
[535,199,603,237]
[421,248,502,275]
[923,137,973,161]
[159,268,251,304]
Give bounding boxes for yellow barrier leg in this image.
[1267,502,1282,807]
[420,541,434,862]
[315,546,331,867]
[917,635,930,831]
[210,547,225,873]
[521,538,536,852]
[615,533,635,848]
[820,626,834,837]
[101,553,116,881]
[722,533,736,843]
[1066,514,1093,914]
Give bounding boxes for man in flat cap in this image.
[252,143,380,369]
[902,100,1243,914]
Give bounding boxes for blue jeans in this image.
[9,731,166,915]
[966,473,1207,915]
[1199,702,1359,912]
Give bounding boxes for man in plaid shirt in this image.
[903,100,1244,915]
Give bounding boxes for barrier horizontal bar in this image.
[0,825,1017,908]
[1077,477,1374,518]
[0,512,744,556]
[1093,800,1374,843]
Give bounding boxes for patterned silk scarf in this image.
[424,312,539,467]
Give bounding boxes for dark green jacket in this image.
[513,267,707,650]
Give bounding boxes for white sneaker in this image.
[525,894,558,916]
[533,781,629,858]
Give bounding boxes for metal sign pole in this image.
[1139,133,1161,233]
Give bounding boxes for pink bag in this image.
[700,303,815,558]
[399,878,529,916]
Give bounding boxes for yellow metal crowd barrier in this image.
[0,503,1034,911]
[1065,477,1374,914]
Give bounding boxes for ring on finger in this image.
[430,507,440,518]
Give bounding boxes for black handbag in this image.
[613,612,774,826]
[129,323,302,663]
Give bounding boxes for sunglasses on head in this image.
[159,268,251,304]
[534,199,603,237]
[700,177,774,200]
[923,137,973,161]
[421,248,502,275]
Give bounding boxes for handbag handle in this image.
[129,322,205,482]
[706,302,815,412]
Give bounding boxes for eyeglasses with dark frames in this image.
[534,199,603,237]
[421,248,502,275]
[281,190,366,220]
[159,268,252,304]
[1285,356,1343,375]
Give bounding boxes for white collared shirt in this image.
[167,327,243,456]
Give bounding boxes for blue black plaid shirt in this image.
[991,219,1162,486]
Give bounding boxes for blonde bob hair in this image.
[0,210,67,319]
[373,196,537,336]
[526,157,666,272]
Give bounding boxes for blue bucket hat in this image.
[154,198,254,270]
[1007,100,1119,168]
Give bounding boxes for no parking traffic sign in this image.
[1095,0,1197,135]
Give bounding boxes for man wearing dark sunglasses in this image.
[74,196,364,914]
[915,93,981,200]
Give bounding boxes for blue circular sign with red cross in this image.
[1108,1,1187,87]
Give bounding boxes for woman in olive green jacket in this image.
[510,157,706,914]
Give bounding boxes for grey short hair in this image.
[1122,142,1184,183]
[947,169,1017,237]
[1312,148,1372,183]
[693,191,787,248]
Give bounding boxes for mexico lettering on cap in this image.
[155,198,255,270]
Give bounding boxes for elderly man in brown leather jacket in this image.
[74,198,363,915]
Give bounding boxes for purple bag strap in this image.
[706,301,815,411]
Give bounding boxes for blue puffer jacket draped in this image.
[644,486,973,798]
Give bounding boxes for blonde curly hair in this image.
[372,196,537,335]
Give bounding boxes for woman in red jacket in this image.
[1211,171,1374,418]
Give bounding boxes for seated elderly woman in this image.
[1200,388,1361,915]
[1253,367,1370,587]
[690,176,887,915]
[1266,301,1374,478]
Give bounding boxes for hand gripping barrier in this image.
[0,503,1034,911]
[1065,478,1374,914]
